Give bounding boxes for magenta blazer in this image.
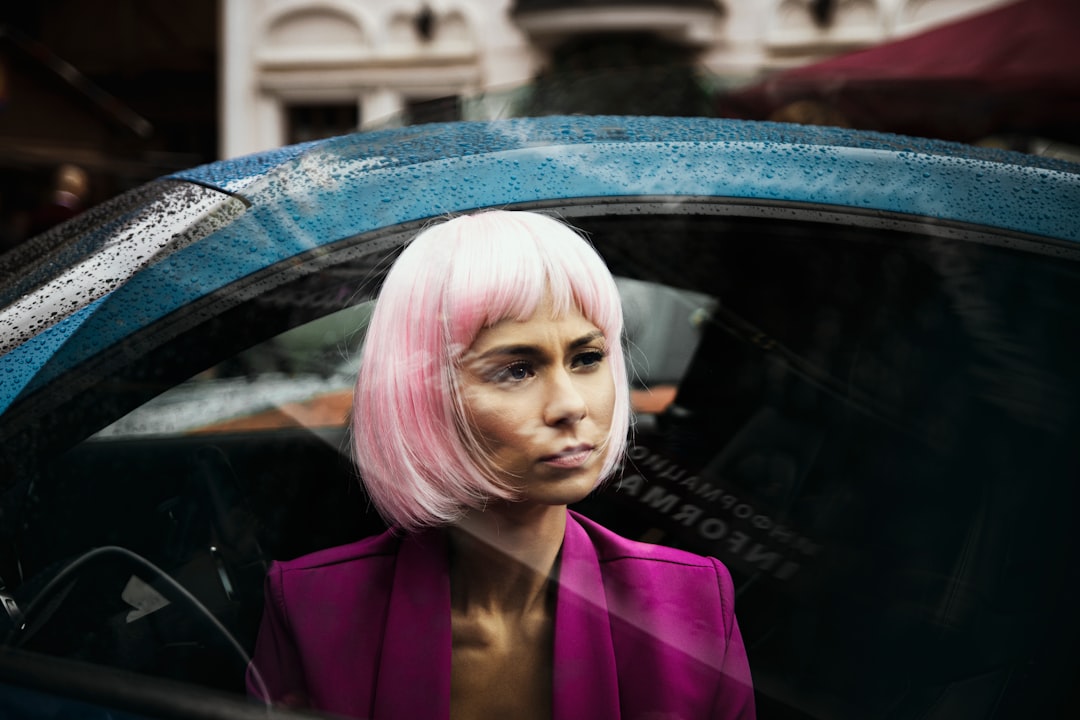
[248,510,755,719]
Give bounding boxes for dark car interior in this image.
[2,207,1079,719]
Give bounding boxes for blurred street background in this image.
[2,0,1077,253]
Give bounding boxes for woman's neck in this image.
[447,503,567,616]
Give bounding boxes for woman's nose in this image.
[543,369,587,426]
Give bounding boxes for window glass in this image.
[286,103,359,145]
[404,95,462,126]
[93,302,373,439]
[6,208,1080,719]
[576,212,1080,718]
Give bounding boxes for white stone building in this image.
[220,0,1010,158]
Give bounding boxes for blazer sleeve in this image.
[710,557,757,720]
[246,562,311,709]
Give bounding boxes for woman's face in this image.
[458,295,616,508]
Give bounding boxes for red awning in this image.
[719,0,1080,143]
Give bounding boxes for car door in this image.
[2,116,1079,719]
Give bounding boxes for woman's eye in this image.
[493,362,533,383]
[574,350,606,369]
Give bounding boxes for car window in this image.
[92,302,374,439]
[4,204,1080,718]
[577,210,1080,718]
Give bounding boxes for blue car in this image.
[1,116,1079,719]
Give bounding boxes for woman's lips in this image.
[541,445,594,469]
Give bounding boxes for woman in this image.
[248,210,755,719]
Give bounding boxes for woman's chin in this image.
[519,471,601,508]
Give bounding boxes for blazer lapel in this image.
[373,529,452,720]
[553,512,621,720]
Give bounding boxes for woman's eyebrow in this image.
[568,331,605,350]
[473,344,546,361]
[472,331,603,361]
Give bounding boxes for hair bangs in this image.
[441,211,622,353]
[442,213,550,353]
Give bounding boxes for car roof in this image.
[2,115,1079,415]
[176,115,1080,206]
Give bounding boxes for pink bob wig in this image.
[351,210,630,531]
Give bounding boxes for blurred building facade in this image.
[221,0,1009,158]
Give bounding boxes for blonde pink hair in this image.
[351,210,630,530]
